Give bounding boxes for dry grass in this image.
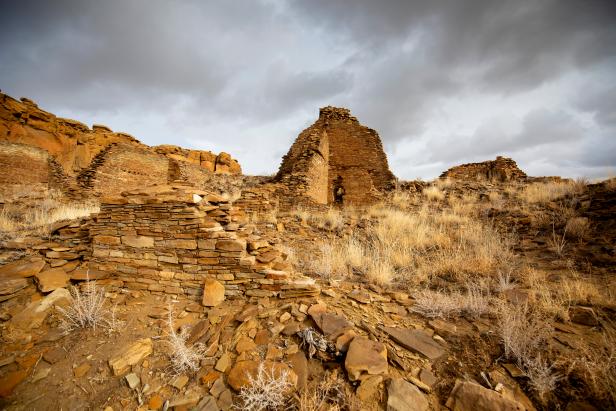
[548,223,567,256]
[565,216,590,240]
[308,243,349,280]
[411,282,491,319]
[423,185,445,201]
[574,324,616,407]
[311,207,345,231]
[309,203,512,288]
[297,370,351,411]
[520,180,586,204]
[0,198,99,240]
[365,258,395,287]
[497,303,559,401]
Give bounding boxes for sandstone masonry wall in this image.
[0,92,242,197]
[440,156,527,182]
[275,106,396,206]
[87,185,318,300]
[0,142,74,199]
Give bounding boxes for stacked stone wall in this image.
[85,144,170,196]
[87,186,318,300]
[440,156,527,182]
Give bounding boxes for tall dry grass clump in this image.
[520,179,586,204]
[423,185,445,201]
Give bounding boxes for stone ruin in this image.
[440,156,527,182]
[274,106,397,206]
[19,185,319,302]
[0,92,241,199]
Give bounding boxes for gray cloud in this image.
[0,0,614,178]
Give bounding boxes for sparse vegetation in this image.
[423,185,445,201]
[57,279,119,333]
[520,180,585,204]
[297,370,351,411]
[236,362,293,411]
[0,196,99,240]
[165,309,207,375]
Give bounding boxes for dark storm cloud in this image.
[0,0,614,178]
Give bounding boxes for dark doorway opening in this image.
[333,176,345,205]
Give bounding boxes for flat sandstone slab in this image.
[109,338,153,376]
[382,326,446,360]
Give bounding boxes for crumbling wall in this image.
[77,144,169,196]
[0,92,241,185]
[155,145,241,175]
[88,185,318,300]
[0,142,74,199]
[440,156,527,182]
[275,106,396,207]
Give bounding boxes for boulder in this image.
[387,378,429,411]
[202,279,225,307]
[344,337,388,381]
[445,380,526,411]
[569,306,598,326]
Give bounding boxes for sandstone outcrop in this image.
[274,106,396,206]
[0,92,241,198]
[440,156,526,182]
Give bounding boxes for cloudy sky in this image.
[1,0,615,179]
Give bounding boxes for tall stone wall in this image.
[88,185,318,300]
[77,144,170,196]
[0,142,73,199]
[275,106,396,206]
[440,156,527,182]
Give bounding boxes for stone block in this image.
[122,235,154,248]
[93,235,121,245]
[216,239,246,252]
[166,239,197,249]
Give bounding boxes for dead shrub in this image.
[164,310,207,375]
[57,280,120,333]
[236,362,293,411]
[297,370,351,411]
